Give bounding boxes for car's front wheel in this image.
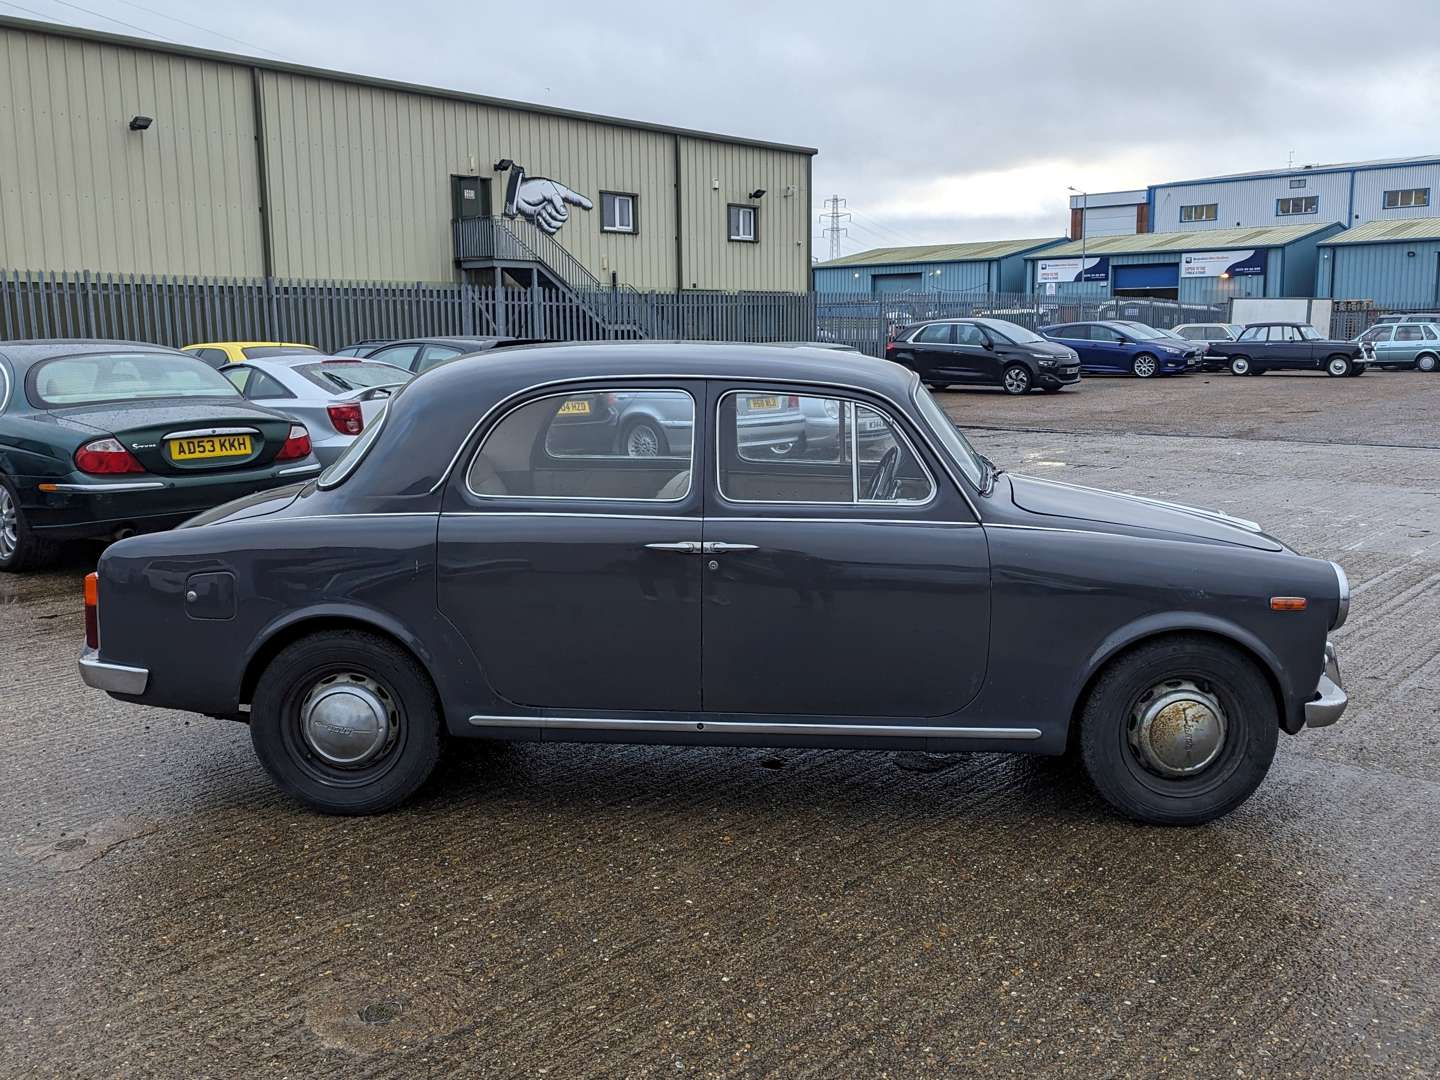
[1326,355,1353,377]
[0,476,59,573]
[1228,356,1251,376]
[250,630,444,814]
[1077,635,1278,825]
[1416,352,1438,373]
[1001,364,1032,395]
[1131,353,1159,378]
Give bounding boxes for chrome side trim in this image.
[467,714,1043,740]
[78,649,149,695]
[161,426,262,440]
[1330,561,1349,629]
[717,516,979,527]
[276,463,322,476]
[44,481,167,493]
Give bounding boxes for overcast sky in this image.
[9,0,1440,258]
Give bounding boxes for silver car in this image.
[220,356,411,466]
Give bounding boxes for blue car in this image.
[1040,320,1201,378]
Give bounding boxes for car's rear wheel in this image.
[1228,356,1251,376]
[1326,355,1353,377]
[0,477,59,573]
[621,418,667,458]
[924,382,952,391]
[1077,635,1278,825]
[1417,352,1438,373]
[250,630,443,814]
[1131,353,1159,378]
[1001,364,1032,395]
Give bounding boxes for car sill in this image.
[467,715,1042,740]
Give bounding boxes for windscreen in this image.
[30,352,240,407]
[297,362,412,393]
[977,318,1045,345]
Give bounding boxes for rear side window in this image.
[717,390,933,505]
[1395,325,1423,342]
[30,352,239,407]
[468,389,695,501]
[1054,324,1089,340]
[913,324,953,344]
[188,347,229,368]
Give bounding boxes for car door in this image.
[1046,324,1093,368]
[437,382,706,712]
[952,321,1000,382]
[901,323,958,382]
[699,382,990,719]
[1359,325,1394,364]
[1084,325,1130,372]
[1271,325,1311,368]
[1390,324,1423,364]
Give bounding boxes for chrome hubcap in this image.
[1135,356,1156,377]
[299,673,398,767]
[1232,359,1249,374]
[626,425,659,457]
[0,487,17,561]
[1004,368,1029,393]
[1129,679,1228,778]
[1420,356,1436,372]
[1329,358,1348,375]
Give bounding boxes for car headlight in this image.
[1035,357,1057,367]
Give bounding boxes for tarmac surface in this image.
[3,368,1439,1078]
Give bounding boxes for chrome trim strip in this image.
[714,389,939,509]
[276,463,322,476]
[467,715,1043,740]
[78,650,149,695]
[464,387,697,504]
[716,515,979,527]
[44,481,167,493]
[161,426,262,440]
[428,372,984,522]
[1330,561,1349,629]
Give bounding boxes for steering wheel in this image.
[865,446,900,501]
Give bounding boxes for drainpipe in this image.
[250,67,274,280]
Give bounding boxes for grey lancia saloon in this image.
[78,343,1350,825]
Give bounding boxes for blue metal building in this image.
[1023,223,1344,304]
[811,238,1064,295]
[1147,155,1440,235]
[1315,218,1440,306]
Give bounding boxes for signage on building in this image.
[501,163,593,235]
[1035,256,1110,284]
[1180,250,1266,278]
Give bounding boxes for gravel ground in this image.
[2,370,1438,1078]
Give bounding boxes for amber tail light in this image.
[84,572,100,649]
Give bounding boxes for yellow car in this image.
[182,341,318,368]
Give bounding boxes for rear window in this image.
[296,362,412,393]
[241,345,318,359]
[30,352,240,407]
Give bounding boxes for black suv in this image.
[1205,323,1372,377]
[885,317,1081,394]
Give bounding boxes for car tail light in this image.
[884,341,897,354]
[276,424,312,461]
[74,438,146,475]
[786,395,799,408]
[327,404,364,435]
[84,572,99,649]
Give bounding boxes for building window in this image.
[1276,196,1319,216]
[600,192,636,233]
[728,204,758,242]
[1289,178,1306,189]
[1383,188,1430,209]
[1180,203,1217,223]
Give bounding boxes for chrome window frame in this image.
[0,357,11,413]
[464,386,698,503]
[714,389,938,509]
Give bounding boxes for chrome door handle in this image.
[644,541,701,553]
[702,542,758,554]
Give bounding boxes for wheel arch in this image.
[1065,616,1290,748]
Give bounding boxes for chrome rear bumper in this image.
[1305,641,1347,728]
[78,647,149,695]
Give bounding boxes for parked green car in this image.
[1355,323,1440,372]
[0,340,321,571]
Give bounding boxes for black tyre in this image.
[1131,352,1159,378]
[0,476,60,573]
[620,418,667,458]
[1077,635,1278,825]
[924,382,952,391]
[250,630,444,815]
[1001,364,1032,395]
[1416,352,1438,373]
[1228,356,1251,376]
[1325,355,1352,378]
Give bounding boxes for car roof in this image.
[0,339,185,368]
[183,341,315,349]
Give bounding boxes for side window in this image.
[718,391,934,506]
[1092,326,1121,343]
[954,323,987,346]
[1423,326,1439,341]
[1395,325,1423,342]
[1359,326,1391,343]
[1238,326,1263,342]
[222,366,250,393]
[467,389,694,501]
[244,369,291,398]
[416,345,464,372]
[1060,325,1090,340]
[914,324,953,344]
[370,344,421,370]
[190,348,228,368]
